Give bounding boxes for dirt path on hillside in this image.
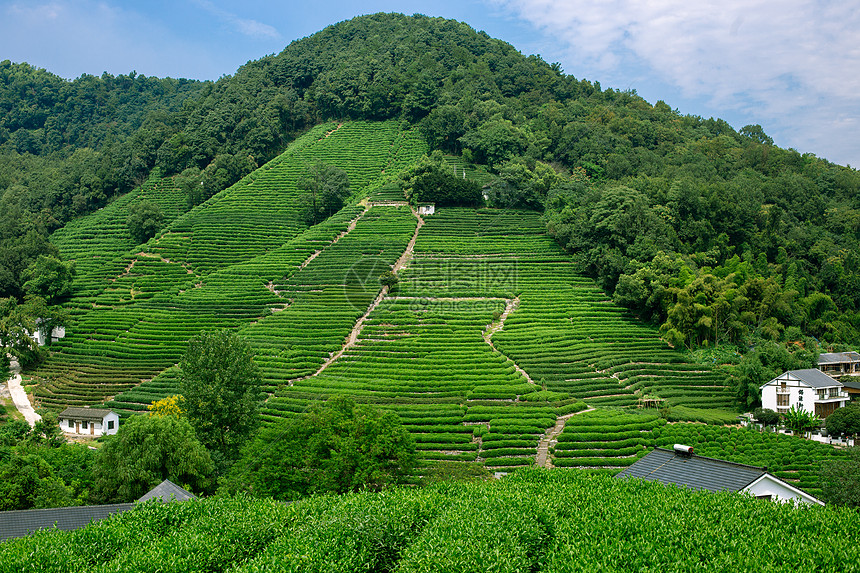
[286,206,423,384]
[296,205,370,273]
[535,407,596,468]
[393,207,424,273]
[5,357,41,427]
[481,296,537,389]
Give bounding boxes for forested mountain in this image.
[1,12,858,354]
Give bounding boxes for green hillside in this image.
[14,116,757,480]
[30,120,426,408]
[3,469,859,572]
[14,114,846,489]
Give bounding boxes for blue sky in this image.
[1,0,858,168]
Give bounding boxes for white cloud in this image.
[490,0,860,166]
[191,0,280,40]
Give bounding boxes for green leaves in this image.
[7,469,860,572]
[227,396,416,501]
[92,414,213,503]
[22,255,75,303]
[179,330,264,466]
[126,200,164,244]
[296,162,351,226]
[399,151,483,207]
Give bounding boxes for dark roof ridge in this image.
[652,447,767,473]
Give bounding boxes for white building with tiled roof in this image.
[818,351,860,376]
[58,407,119,437]
[617,445,823,505]
[760,369,848,418]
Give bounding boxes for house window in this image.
[777,394,789,407]
[81,421,87,430]
[107,420,115,430]
[780,381,787,391]
[68,420,74,429]
[818,390,825,399]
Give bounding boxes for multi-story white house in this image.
[760,369,849,418]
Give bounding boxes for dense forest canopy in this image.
[0,12,857,355]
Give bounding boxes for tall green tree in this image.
[820,447,860,507]
[126,200,164,244]
[93,413,213,503]
[21,295,69,348]
[399,152,483,207]
[179,330,264,467]
[22,255,75,303]
[825,405,860,439]
[224,396,416,500]
[0,297,35,361]
[296,163,351,225]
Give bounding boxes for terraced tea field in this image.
[259,206,736,471]
[26,119,828,479]
[33,121,427,409]
[49,170,188,283]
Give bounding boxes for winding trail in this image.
[6,357,41,427]
[392,206,424,272]
[535,407,596,468]
[286,206,423,384]
[481,296,537,388]
[297,205,371,274]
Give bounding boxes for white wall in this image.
[761,372,843,415]
[761,372,811,414]
[745,474,823,505]
[103,411,119,435]
[59,412,119,436]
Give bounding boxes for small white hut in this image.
[58,407,119,437]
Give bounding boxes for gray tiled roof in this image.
[0,480,195,542]
[58,407,115,420]
[818,352,860,364]
[0,503,133,542]
[616,448,766,493]
[138,480,196,503]
[787,369,842,389]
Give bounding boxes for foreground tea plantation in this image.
[2,469,858,572]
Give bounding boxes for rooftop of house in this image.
[616,447,767,493]
[0,480,196,542]
[58,407,116,421]
[818,351,860,364]
[138,479,197,503]
[763,369,842,389]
